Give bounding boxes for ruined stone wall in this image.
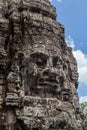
[0,0,85,130]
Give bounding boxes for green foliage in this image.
[80,102,87,111]
[64,126,79,130]
[80,102,87,117]
[63,122,80,130]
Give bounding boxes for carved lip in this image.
[38,77,58,88]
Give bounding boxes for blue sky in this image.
[50,0,87,103]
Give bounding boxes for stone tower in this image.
[0,0,85,130]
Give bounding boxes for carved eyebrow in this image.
[53,56,62,61]
[52,56,59,62]
[30,52,48,59]
[53,56,58,60]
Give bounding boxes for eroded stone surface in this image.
[0,0,85,130]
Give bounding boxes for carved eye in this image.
[30,52,47,67]
[62,90,71,101]
[53,57,58,67]
[35,57,46,66]
[53,57,62,68]
[63,64,67,70]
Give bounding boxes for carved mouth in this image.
[38,77,58,88]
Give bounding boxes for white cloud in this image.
[66,35,75,49]
[73,50,87,86]
[79,96,87,103]
[49,0,62,3]
[66,36,87,86]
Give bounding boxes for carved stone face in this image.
[24,44,64,97]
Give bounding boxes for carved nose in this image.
[49,68,57,77]
[42,68,57,77]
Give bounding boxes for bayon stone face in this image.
[11,42,76,130]
[23,43,68,98]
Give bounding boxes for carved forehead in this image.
[31,44,61,57]
[23,35,61,57]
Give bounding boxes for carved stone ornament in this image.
[0,0,86,130]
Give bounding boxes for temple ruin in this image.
[0,0,86,129]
